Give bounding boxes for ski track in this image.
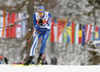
[0,64,100,72]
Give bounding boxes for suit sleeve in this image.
[33,14,39,30]
[48,13,52,26]
[45,12,52,29]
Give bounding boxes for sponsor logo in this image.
[36,31,41,33]
[38,9,43,11]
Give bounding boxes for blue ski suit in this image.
[30,11,52,56]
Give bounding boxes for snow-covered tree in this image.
[50,0,100,65]
[86,0,100,65]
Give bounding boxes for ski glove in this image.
[33,29,39,36]
[37,19,47,26]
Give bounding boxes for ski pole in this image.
[52,23,74,32]
[28,29,36,43]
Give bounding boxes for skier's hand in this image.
[33,29,39,36]
[37,19,46,25]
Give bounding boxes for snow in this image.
[0,64,100,72]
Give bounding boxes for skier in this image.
[24,6,52,65]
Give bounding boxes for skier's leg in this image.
[40,31,50,53]
[37,31,50,64]
[29,33,41,56]
[24,32,41,65]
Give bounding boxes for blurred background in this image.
[0,0,100,65]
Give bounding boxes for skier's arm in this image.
[45,12,52,29]
[33,14,39,30]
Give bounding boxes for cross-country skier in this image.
[24,6,52,65]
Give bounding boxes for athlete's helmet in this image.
[37,6,45,13]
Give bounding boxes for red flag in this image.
[51,20,58,42]
[57,20,66,43]
[85,24,92,42]
[51,20,54,42]
[10,13,16,38]
[95,27,99,31]
[79,24,82,44]
[95,26,99,39]
[6,12,10,38]
[16,13,22,38]
[71,22,75,44]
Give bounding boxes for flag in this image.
[51,20,54,42]
[63,29,67,42]
[51,19,58,42]
[48,31,51,41]
[85,24,92,42]
[63,21,68,42]
[10,13,16,38]
[16,13,22,38]
[2,11,6,37]
[21,14,26,37]
[90,26,94,41]
[0,10,3,37]
[79,24,82,44]
[6,12,11,38]
[71,22,75,44]
[82,25,86,46]
[67,22,71,43]
[5,12,8,38]
[98,28,100,40]
[74,24,79,44]
[95,26,99,40]
[94,27,100,47]
[53,19,58,42]
[57,19,66,43]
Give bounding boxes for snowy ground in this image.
[0,64,100,72]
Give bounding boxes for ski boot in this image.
[37,53,43,65]
[23,56,33,65]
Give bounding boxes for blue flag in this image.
[67,22,71,43]
[98,27,100,40]
[95,28,100,46]
[82,25,86,46]
[21,14,26,37]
